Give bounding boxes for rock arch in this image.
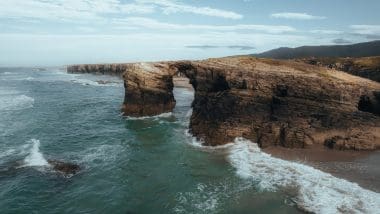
[68,57,380,150]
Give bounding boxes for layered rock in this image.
[121,63,176,116]
[67,56,380,150]
[297,56,380,83]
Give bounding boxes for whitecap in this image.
[79,144,127,166]
[0,148,16,160]
[0,94,34,111]
[185,109,193,118]
[20,77,35,81]
[22,139,49,167]
[227,137,380,213]
[125,112,173,121]
[184,129,234,151]
[71,78,122,87]
[174,183,223,214]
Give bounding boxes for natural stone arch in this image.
[68,56,380,149]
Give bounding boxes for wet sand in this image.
[264,146,380,192]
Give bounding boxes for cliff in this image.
[297,56,380,83]
[67,56,380,150]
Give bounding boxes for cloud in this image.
[0,0,154,22]
[332,38,352,44]
[114,17,296,33]
[136,0,242,19]
[0,0,242,22]
[227,45,256,50]
[271,12,326,20]
[310,30,343,35]
[350,25,380,35]
[0,32,312,66]
[186,45,255,50]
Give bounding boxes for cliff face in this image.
[67,56,380,150]
[297,56,380,83]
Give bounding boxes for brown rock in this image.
[67,56,380,150]
[297,56,380,83]
[48,160,81,176]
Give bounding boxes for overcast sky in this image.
[0,0,379,66]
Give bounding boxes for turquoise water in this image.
[0,68,379,214]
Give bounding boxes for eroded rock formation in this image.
[297,56,380,83]
[67,56,380,150]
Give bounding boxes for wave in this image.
[0,94,34,111]
[70,78,122,87]
[22,139,49,167]
[174,183,221,213]
[28,69,122,87]
[125,112,173,121]
[184,130,234,151]
[0,148,17,160]
[20,77,35,81]
[79,144,127,167]
[227,137,380,213]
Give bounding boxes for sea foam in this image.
[125,112,173,121]
[228,137,380,214]
[0,87,34,111]
[23,139,49,167]
[0,94,34,111]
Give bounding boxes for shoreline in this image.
[263,146,380,192]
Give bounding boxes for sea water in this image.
[0,67,379,214]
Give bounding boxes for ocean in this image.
[0,67,379,214]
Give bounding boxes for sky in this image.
[0,0,379,66]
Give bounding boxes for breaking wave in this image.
[174,183,222,214]
[70,78,122,87]
[125,112,173,121]
[227,137,380,213]
[184,129,234,150]
[0,94,34,111]
[22,139,49,167]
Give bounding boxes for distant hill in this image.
[253,40,380,59]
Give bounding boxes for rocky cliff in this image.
[297,56,380,83]
[67,56,380,150]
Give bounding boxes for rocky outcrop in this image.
[0,159,81,177]
[298,56,380,83]
[121,63,176,116]
[67,63,130,77]
[48,160,81,176]
[67,56,380,150]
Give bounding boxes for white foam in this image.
[20,77,35,81]
[71,78,122,87]
[184,130,234,150]
[228,137,380,213]
[174,183,221,214]
[185,109,193,118]
[0,94,34,111]
[30,69,122,87]
[125,112,173,120]
[0,148,16,160]
[80,144,127,166]
[23,139,49,167]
